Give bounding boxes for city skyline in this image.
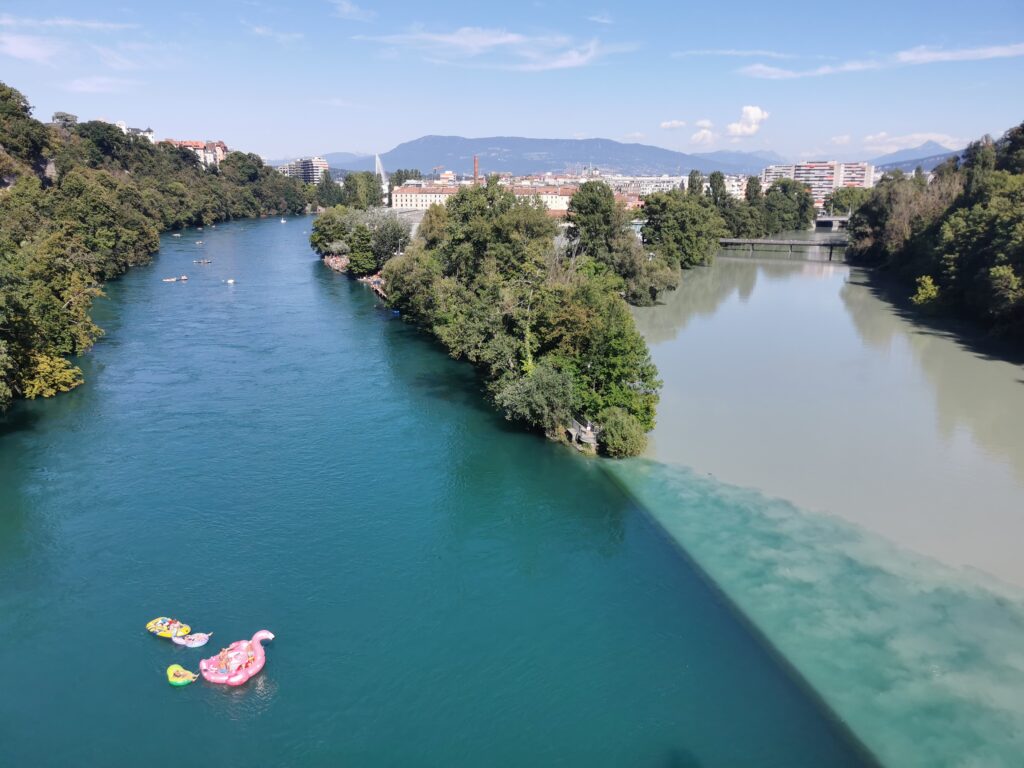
[1,0,1022,159]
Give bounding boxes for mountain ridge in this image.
[313,135,788,176]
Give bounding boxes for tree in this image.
[744,176,763,202]
[371,175,661,455]
[419,203,447,249]
[687,170,704,197]
[996,121,1024,174]
[823,186,870,216]
[491,359,576,436]
[341,171,382,209]
[707,171,728,207]
[316,172,344,208]
[566,180,618,260]
[763,178,815,232]
[390,168,422,188]
[597,406,647,458]
[641,189,727,268]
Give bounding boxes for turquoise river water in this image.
[0,218,871,767]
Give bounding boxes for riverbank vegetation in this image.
[331,179,662,456]
[639,174,815,269]
[848,121,1024,339]
[0,82,307,411]
[310,207,412,276]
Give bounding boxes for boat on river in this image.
[193,259,212,264]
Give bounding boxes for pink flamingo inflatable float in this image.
[199,630,274,686]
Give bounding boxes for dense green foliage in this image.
[641,189,728,268]
[823,186,871,216]
[641,176,815,268]
[315,172,344,208]
[566,181,675,305]
[848,122,1024,338]
[340,171,383,209]
[310,207,412,276]
[377,178,660,456]
[0,82,307,411]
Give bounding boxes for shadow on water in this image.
[0,404,43,437]
[602,464,881,768]
[842,270,1024,484]
[849,268,1024,368]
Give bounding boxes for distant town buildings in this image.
[116,121,155,143]
[602,175,684,196]
[761,161,875,210]
[164,139,229,167]
[391,179,578,216]
[389,159,875,215]
[278,156,329,184]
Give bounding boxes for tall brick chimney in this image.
[473,155,479,185]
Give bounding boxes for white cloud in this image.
[691,128,714,145]
[332,1,375,22]
[740,41,1024,79]
[0,14,137,30]
[65,76,138,93]
[726,105,769,137]
[0,33,62,64]
[896,42,1024,64]
[587,13,612,24]
[243,22,302,44]
[862,131,960,155]
[515,39,620,72]
[740,60,879,79]
[622,131,645,141]
[695,118,713,129]
[660,119,687,129]
[672,48,795,59]
[830,135,851,145]
[358,26,629,72]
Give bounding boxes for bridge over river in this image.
[719,236,849,262]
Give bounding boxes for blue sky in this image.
[1,1,1022,161]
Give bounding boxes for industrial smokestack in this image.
[473,155,479,185]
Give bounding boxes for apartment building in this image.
[278,156,329,184]
[761,161,875,209]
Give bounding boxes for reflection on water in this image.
[840,277,1024,487]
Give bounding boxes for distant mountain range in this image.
[872,141,962,172]
[281,135,967,179]
[307,136,791,176]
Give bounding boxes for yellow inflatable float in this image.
[146,617,191,638]
[166,665,199,687]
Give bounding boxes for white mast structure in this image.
[374,154,389,203]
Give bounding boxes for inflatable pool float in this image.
[166,665,198,686]
[200,630,274,687]
[172,632,211,648]
[146,617,190,638]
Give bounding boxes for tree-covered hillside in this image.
[0,82,308,411]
